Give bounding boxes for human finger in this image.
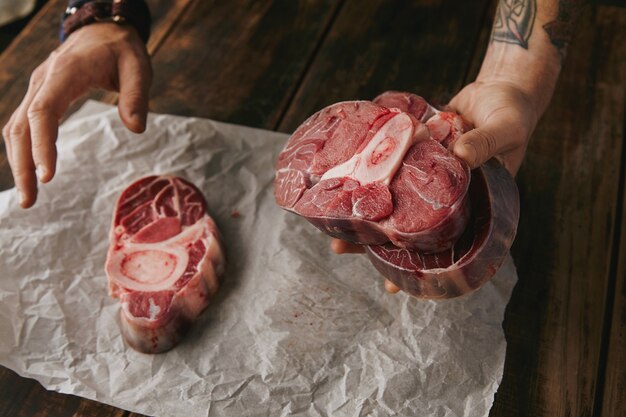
[117,47,152,133]
[10,120,37,208]
[3,111,17,168]
[451,116,521,171]
[384,279,401,294]
[27,59,86,184]
[4,65,48,207]
[330,238,365,254]
[9,64,47,176]
[4,63,46,168]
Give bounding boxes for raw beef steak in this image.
[366,158,519,298]
[275,91,519,298]
[105,175,225,353]
[275,98,471,252]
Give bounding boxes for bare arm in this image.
[333,0,589,294]
[450,0,588,175]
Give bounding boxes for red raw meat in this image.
[366,159,519,298]
[275,91,519,298]
[275,98,470,252]
[373,91,472,147]
[105,175,225,353]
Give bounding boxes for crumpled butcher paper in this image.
[0,101,518,417]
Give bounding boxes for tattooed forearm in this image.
[491,0,537,49]
[491,0,589,56]
[543,0,588,57]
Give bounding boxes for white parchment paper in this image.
[0,101,517,417]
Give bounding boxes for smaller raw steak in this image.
[275,99,470,252]
[105,175,225,353]
[366,159,519,298]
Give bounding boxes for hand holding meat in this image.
[274,92,520,298]
[331,80,543,294]
[2,24,151,208]
[324,0,575,296]
[449,79,539,177]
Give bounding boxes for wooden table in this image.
[0,1,625,416]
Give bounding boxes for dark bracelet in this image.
[60,0,151,43]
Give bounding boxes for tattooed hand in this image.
[449,79,538,176]
[452,0,589,175]
[326,0,588,299]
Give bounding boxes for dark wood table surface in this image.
[1,0,625,416]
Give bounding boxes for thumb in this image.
[117,50,152,133]
[452,120,511,169]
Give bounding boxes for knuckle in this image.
[48,49,60,60]
[486,134,498,154]
[124,89,144,103]
[29,65,46,87]
[2,124,11,141]
[27,100,52,118]
[30,139,46,153]
[9,121,28,139]
[13,165,33,180]
[476,129,498,155]
[48,51,78,74]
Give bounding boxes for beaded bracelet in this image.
[60,0,151,43]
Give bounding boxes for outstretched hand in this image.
[2,23,152,208]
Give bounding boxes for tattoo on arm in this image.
[492,0,589,57]
[491,0,537,49]
[543,0,588,57]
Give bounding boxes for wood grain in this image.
[463,0,497,84]
[599,7,626,417]
[0,0,48,54]
[147,0,342,129]
[489,3,626,417]
[278,0,492,133]
[0,368,126,417]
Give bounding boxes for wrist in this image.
[477,41,561,116]
[61,0,151,43]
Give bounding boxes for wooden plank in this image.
[0,368,126,417]
[0,0,195,191]
[463,0,498,84]
[600,7,626,416]
[0,0,48,54]
[147,0,342,129]
[603,223,626,398]
[488,4,626,417]
[277,0,491,133]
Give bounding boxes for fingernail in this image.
[36,165,46,181]
[17,189,26,206]
[131,112,146,131]
[455,142,477,167]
